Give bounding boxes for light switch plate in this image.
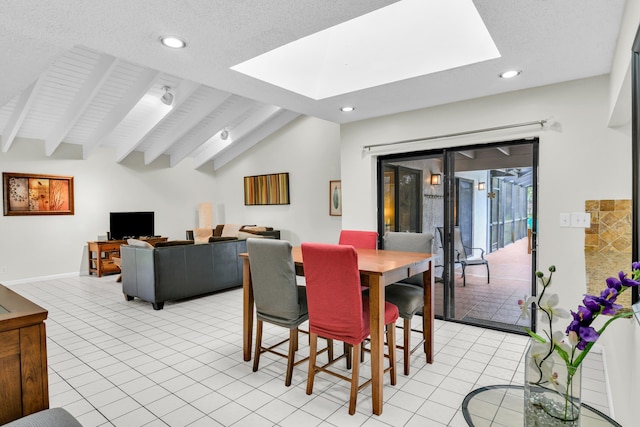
[571,212,591,228]
[559,213,570,227]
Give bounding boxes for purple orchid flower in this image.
[599,288,622,315]
[576,326,599,350]
[582,296,600,315]
[606,276,622,292]
[619,271,640,288]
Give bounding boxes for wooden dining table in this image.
[240,246,436,415]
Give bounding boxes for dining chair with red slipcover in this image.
[301,242,398,415]
[338,230,378,249]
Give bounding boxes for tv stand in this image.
[88,237,168,277]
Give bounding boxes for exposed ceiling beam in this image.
[144,88,230,165]
[114,79,200,162]
[82,68,161,160]
[193,105,282,169]
[168,96,253,167]
[496,146,511,156]
[44,55,118,156]
[1,76,45,152]
[213,111,300,170]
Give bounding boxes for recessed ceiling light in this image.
[340,106,355,112]
[160,36,186,49]
[499,70,521,79]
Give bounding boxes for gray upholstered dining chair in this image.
[247,238,331,386]
[381,231,433,375]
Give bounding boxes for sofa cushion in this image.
[127,238,154,248]
[193,227,213,244]
[221,223,242,238]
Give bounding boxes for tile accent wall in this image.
[585,199,631,307]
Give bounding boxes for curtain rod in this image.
[362,119,547,151]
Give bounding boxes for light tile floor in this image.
[8,275,612,426]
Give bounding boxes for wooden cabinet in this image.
[88,241,124,277]
[0,285,48,425]
[88,238,169,277]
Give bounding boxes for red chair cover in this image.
[338,230,378,249]
[301,242,398,345]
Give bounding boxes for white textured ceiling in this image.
[0,0,626,169]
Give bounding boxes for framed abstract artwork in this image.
[244,172,290,205]
[3,172,74,216]
[330,180,342,216]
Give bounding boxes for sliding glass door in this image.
[377,139,538,333]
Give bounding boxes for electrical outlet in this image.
[559,213,570,227]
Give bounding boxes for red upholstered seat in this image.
[301,242,398,415]
[338,230,378,249]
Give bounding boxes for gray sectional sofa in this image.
[121,239,247,310]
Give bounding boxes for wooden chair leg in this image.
[327,338,334,362]
[403,318,411,376]
[349,342,361,415]
[306,333,318,395]
[344,343,351,369]
[345,343,352,369]
[387,323,397,385]
[253,320,263,372]
[285,328,297,386]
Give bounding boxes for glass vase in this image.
[524,341,581,426]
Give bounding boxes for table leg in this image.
[369,274,384,415]
[242,258,254,361]
[423,260,434,364]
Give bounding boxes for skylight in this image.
[231,0,500,100]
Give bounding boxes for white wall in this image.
[0,138,216,282]
[213,115,342,245]
[341,75,637,426]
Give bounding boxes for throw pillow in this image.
[237,231,264,240]
[193,228,213,244]
[213,224,224,237]
[242,226,267,233]
[126,238,154,249]
[221,224,242,238]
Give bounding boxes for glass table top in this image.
[462,385,621,427]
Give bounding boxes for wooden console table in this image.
[0,285,49,425]
[88,237,168,277]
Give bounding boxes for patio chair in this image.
[437,227,489,286]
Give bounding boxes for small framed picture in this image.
[3,172,74,216]
[329,180,342,216]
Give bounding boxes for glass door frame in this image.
[376,139,539,333]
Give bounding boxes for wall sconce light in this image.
[478,182,486,191]
[430,174,442,185]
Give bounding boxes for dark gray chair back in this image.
[383,232,434,285]
[247,238,307,328]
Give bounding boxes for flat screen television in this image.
[109,211,154,240]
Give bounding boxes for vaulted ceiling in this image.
[0,1,626,170]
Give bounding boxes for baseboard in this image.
[2,272,80,287]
